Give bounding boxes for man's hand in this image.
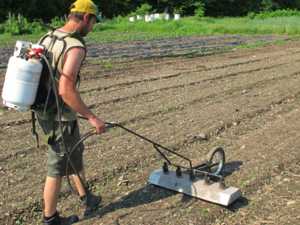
[89,116,106,135]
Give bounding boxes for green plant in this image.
[203,17,215,23]
[247,9,300,22]
[247,12,256,20]
[116,15,124,24]
[194,2,205,18]
[105,62,113,69]
[129,12,136,17]
[173,7,184,15]
[240,181,250,189]
[50,16,66,28]
[135,3,152,16]
[0,24,5,34]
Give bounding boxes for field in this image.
[1,34,300,224]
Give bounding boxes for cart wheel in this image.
[206,147,225,175]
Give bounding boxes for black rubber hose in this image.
[66,130,95,203]
[65,122,116,203]
[40,53,87,203]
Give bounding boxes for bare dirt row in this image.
[85,34,286,61]
[0,38,300,224]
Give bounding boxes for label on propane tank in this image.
[15,68,41,83]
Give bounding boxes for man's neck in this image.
[59,20,80,33]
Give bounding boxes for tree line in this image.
[1,0,300,23]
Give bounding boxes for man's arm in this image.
[58,47,106,134]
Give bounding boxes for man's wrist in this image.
[85,113,96,121]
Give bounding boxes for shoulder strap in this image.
[30,111,39,148]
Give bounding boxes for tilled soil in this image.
[1,37,300,224]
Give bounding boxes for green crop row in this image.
[247,9,300,20]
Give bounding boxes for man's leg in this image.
[72,167,86,196]
[43,175,79,225]
[72,151,86,195]
[43,176,62,217]
[72,153,102,216]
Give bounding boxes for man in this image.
[35,0,106,224]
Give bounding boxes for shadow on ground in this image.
[80,183,184,223]
[80,160,246,223]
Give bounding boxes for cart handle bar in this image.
[77,117,193,169]
[105,122,193,169]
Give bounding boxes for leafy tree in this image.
[261,0,280,12]
[0,0,71,23]
[194,1,205,18]
[160,0,193,14]
[135,3,153,16]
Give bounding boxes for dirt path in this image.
[1,38,300,224]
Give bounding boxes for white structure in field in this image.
[174,14,181,20]
[154,13,162,19]
[164,14,170,20]
[145,14,154,22]
[145,13,171,21]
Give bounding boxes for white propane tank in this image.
[2,56,42,110]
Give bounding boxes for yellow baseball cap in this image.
[71,0,105,22]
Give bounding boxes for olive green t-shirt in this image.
[34,30,86,121]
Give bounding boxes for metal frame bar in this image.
[103,122,223,179]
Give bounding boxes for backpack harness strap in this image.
[30,111,39,148]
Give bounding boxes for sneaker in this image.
[43,212,79,225]
[81,189,102,216]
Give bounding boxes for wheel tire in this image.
[205,147,225,175]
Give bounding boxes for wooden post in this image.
[64,14,67,22]
[18,13,22,26]
[9,12,12,34]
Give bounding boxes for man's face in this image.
[80,15,97,37]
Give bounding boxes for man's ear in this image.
[83,13,90,21]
